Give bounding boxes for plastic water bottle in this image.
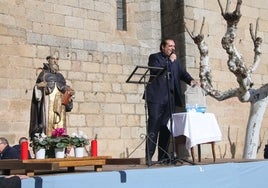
[185,104,196,112]
[185,85,206,113]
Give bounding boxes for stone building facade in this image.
[0,0,268,160]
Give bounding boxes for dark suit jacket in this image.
[145,52,193,107]
[0,145,20,159]
[13,144,32,159]
[0,175,21,188]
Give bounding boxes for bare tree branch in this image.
[186,0,265,159]
[185,17,242,101]
[217,0,224,15]
[249,18,262,73]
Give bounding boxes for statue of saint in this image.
[29,55,75,138]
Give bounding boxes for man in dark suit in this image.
[13,137,32,159]
[0,137,20,159]
[145,38,198,164]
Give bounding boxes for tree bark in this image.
[185,0,264,159]
[244,98,267,158]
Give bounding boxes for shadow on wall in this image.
[218,126,238,159]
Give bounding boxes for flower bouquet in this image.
[70,131,89,147]
[48,128,70,149]
[46,128,70,158]
[30,132,48,150]
[30,132,48,159]
[70,131,89,157]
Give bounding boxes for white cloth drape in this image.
[167,112,222,149]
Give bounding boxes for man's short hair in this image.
[46,55,59,61]
[159,38,174,51]
[0,137,8,145]
[46,56,51,61]
[18,137,28,144]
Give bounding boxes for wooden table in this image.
[0,156,111,176]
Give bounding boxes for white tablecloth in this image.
[167,112,222,150]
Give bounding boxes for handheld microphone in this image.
[169,50,176,63]
[169,50,175,57]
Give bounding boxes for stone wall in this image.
[0,0,161,158]
[181,0,268,159]
[160,0,268,159]
[1,0,268,160]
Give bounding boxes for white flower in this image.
[70,130,89,147]
[34,132,47,141]
[78,130,84,137]
[40,132,47,138]
[72,130,88,139]
[71,132,78,137]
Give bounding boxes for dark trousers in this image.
[146,102,171,162]
[264,144,268,159]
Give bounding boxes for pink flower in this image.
[51,128,67,137]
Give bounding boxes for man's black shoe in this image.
[158,158,171,164]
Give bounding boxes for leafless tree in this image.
[185,0,266,159]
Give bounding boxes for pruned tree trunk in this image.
[185,0,265,159]
[244,98,267,158]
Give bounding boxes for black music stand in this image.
[126,65,164,166]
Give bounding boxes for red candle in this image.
[91,139,97,156]
[20,141,28,160]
